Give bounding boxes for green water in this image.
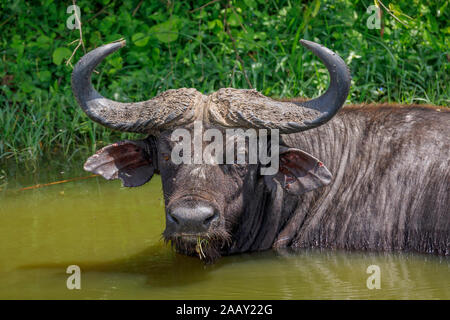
[0,160,448,300]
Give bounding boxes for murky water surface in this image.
[0,159,448,299]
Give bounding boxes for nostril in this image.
[203,211,218,226]
[167,212,179,224]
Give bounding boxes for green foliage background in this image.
[0,0,449,163]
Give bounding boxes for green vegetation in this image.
[1,0,449,164]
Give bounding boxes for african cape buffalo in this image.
[72,40,449,262]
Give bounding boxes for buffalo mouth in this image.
[163,230,231,263]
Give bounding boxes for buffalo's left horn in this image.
[207,39,351,133]
[71,40,200,133]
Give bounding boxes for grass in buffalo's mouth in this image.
[195,237,210,260]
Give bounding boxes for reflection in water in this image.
[86,245,218,288]
[20,243,223,288]
[16,246,450,299]
[271,248,449,299]
[0,160,449,299]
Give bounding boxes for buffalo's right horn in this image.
[207,39,351,133]
[71,40,200,133]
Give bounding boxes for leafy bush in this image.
[0,0,448,163]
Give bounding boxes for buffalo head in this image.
[72,39,351,262]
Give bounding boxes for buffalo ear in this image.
[84,139,156,187]
[264,147,332,194]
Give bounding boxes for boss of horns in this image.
[71,39,351,134]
